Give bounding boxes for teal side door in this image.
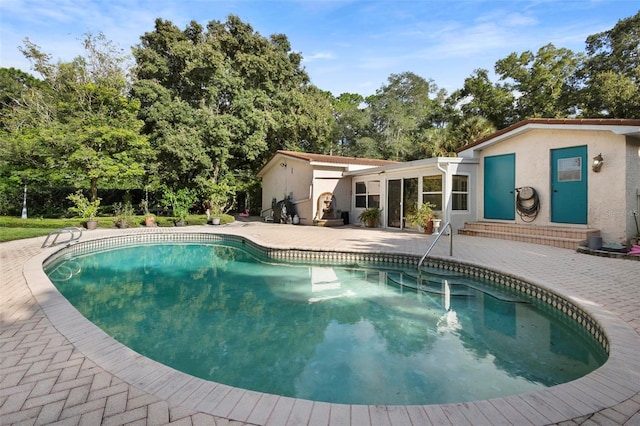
[551,146,587,224]
[484,154,515,220]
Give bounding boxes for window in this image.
[452,175,468,211]
[558,157,582,182]
[355,181,380,208]
[422,175,442,210]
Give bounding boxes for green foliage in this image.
[495,43,581,119]
[113,201,136,228]
[367,72,439,160]
[405,202,435,229]
[0,214,236,242]
[67,190,101,219]
[451,68,516,129]
[583,11,640,83]
[451,116,497,147]
[0,11,638,212]
[132,15,333,194]
[162,188,195,222]
[0,216,84,229]
[330,92,375,157]
[0,227,57,242]
[3,34,152,201]
[0,68,48,130]
[204,181,234,215]
[358,207,382,226]
[579,12,640,117]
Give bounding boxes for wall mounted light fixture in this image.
[592,153,604,172]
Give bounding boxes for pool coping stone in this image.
[4,224,640,425]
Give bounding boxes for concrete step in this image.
[458,222,601,250]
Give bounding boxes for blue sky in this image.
[1,0,638,97]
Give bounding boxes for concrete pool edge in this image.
[24,228,640,425]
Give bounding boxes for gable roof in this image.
[274,150,398,167]
[457,118,640,154]
[257,150,398,176]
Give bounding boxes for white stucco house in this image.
[257,150,397,226]
[457,118,640,246]
[257,119,640,247]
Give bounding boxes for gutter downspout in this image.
[436,159,449,225]
[291,182,313,222]
[292,183,313,205]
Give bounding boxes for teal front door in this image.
[551,146,587,224]
[484,154,515,220]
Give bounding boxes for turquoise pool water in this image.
[46,241,607,405]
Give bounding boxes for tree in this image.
[578,12,640,117]
[366,72,448,161]
[451,115,496,147]
[581,71,639,118]
[0,68,47,129]
[329,92,374,157]
[0,34,150,201]
[495,43,581,120]
[451,68,515,129]
[132,16,333,197]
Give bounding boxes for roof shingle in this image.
[275,150,398,167]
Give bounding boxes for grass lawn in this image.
[0,214,234,243]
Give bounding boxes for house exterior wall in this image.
[446,162,478,233]
[351,160,477,232]
[259,157,354,225]
[476,128,630,243]
[260,157,314,221]
[625,138,640,241]
[311,169,351,225]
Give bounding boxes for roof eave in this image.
[458,119,640,154]
[345,157,477,176]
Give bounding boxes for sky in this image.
[1,0,638,97]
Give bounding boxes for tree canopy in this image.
[1,11,638,215]
[1,34,151,201]
[578,11,640,117]
[132,16,333,197]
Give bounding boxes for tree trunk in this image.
[90,178,98,202]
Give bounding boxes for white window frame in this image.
[355,180,380,209]
[421,175,443,211]
[451,174,469,212]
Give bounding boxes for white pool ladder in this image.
[418,221,453,269]
[41,227,83,248]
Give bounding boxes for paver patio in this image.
[2,222,639,425]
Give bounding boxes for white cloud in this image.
[1,0,637,98]
[303,52,337,62]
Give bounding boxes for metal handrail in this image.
[418,221,453,269]
[41,227,83,248]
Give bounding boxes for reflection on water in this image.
[46,243,607,405]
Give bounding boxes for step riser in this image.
[459,229,585,250]
[458,221,601,249]
[461,223,599,239]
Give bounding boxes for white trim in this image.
[460,123,640,156]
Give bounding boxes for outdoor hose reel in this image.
[515,186,540,222]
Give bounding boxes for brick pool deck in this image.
[1,222,639,425]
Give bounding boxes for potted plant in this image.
[113,201,135,228]
[205,181,232,225]
[405,202,436,234]
[67,190,101,230]
[163,188,194,227]
[431,214,442,234]
[358,207,382,228]
[140,199,155,227]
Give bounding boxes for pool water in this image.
[46,242,607,405]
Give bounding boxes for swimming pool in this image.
[44,234,607,406]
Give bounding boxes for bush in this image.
[67,191,101,220]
